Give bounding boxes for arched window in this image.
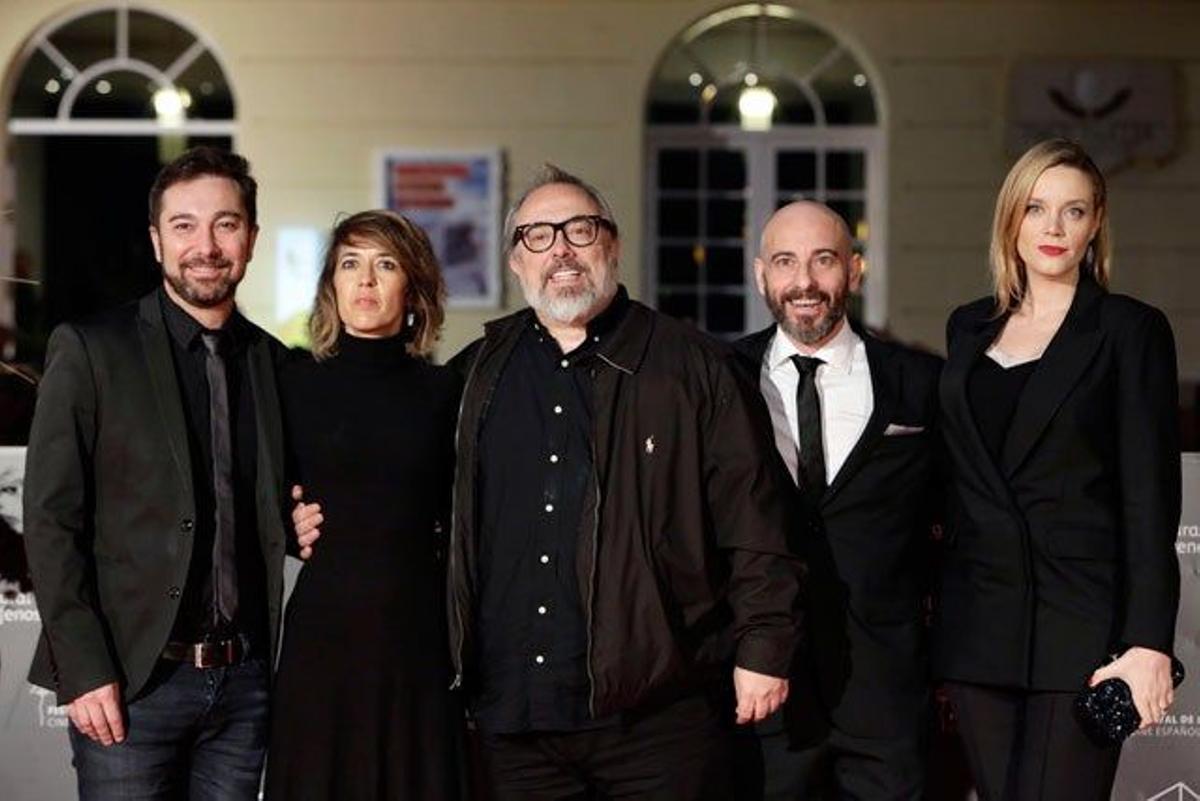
[645,4,886,336]
[8,4,234,135]
[2,4,236,364]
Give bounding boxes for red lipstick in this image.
[1038,245,1068,256]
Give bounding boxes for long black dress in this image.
[266,333,461,800]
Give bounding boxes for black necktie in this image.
[790,355,826,499]
[201,331,238,626]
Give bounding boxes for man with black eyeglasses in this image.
[295,163,805,799]
[459,162,807,799]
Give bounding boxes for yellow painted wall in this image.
[3,0,1198,376]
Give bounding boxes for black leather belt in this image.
[162,637,244,669]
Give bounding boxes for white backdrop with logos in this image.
[1,448,1198,798]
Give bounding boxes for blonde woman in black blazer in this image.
[935,139,1181,800]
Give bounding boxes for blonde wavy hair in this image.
[309,210,446,360]
[989,138,1110,314]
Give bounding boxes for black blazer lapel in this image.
[1001,277,1105,477]
[822,331,891,505]
[732,325,816,500]
[136,292,193,498]
[941,308,1011,501]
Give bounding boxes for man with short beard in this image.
[23,146,287,800]
[447,164,805,799]
[732,202,942,800]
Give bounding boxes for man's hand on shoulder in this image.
[733,666,788,724]
[67,681,124,746]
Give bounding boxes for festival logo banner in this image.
[1112,454,1200,798]
[1006,59,1177,172]
[0,446,75,799]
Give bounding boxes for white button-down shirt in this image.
[759,321,874,487]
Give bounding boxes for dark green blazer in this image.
[23,290,288,704]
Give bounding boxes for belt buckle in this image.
[193,639,236,669]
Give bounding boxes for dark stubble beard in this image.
[165,255,239,308]
[766,285,848,346]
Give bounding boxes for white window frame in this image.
[645,124,887,334]
[5,2,237,138]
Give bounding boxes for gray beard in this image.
[523,261,618,325]
[532,285,600,324]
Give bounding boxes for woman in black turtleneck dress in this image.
[266,211,461,801]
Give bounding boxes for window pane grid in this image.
[653,144,751,334]
[646,9,877,127]
[659,285,747,295]
[658,236,747,246]
[656,189,748,200]
[647,10,883,335]
[774,190,865,200]
[10,6,235,129]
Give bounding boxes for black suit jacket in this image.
[934,275,1181,691]
[23,291,289,704]
[735,323,943,741]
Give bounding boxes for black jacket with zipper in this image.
[447,292,806,718]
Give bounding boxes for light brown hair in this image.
[990,138,1110,313]
[309,210,445,359]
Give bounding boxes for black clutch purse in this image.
[1073,654,1186,747]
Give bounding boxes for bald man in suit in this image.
[733,202,942,800]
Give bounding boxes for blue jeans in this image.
[69,657,269,801]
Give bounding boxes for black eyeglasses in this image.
[512,215,617,253]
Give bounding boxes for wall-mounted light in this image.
[154,86,188,162]
[738,86,777,131]
[153,87,183,116]
[737,13,775,130]
[152,86,188,127]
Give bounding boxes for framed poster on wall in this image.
[376,149,503,308]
